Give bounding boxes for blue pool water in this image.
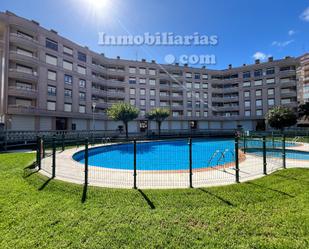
[73,138,300,170]
[246,148,309,160]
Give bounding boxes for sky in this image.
[1,0,309,69]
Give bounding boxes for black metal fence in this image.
[35,131,309,189]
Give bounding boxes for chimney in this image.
[116,56,120,59]
[141,58,146,62]
[268,56,273,62]
[228,64,232,69]
[151,60,156,63]
[243,63,246,67]
[100,53,105,57]
[175,62,179,66]
[202,65,206,69]
[50,29,57,34]
[255,59,260,64]
[184,63,188,67]
[285,56,291,59]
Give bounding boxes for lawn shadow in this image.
[23,162,39,178]
[38,178,53,191]
[81,184,88,203]
[198,188,235,207]
[274,173,309,184]
[138,189,155,209]
[245,182,295,197]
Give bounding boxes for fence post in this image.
[84,138,89,186]
[263,136,267,175]
[4,130,7,151]
[243,134,246,154]
[42,135,45,158]
[62,133,65,151]
[282,134,286,169]
[133,139,137,189]
[52,135,56,178]
[36,136,42,170]
[235,135,240,183]
[189,137,193,188]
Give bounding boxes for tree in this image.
[265,106,297,131]
[298,102,309,118]
[107,103,139,138]
[146,108,170,137]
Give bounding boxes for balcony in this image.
[8,86,38,99]
[106,79,126,87]
[10,33,39,49]
[9,51,38,66]
[106,90,126,98]
[8,68,38,82]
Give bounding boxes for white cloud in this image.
[271,39,294,47]
[300,7,309,21]
[252,52,271,61]
[288,30,296,36]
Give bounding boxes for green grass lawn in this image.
[0,153,308,249]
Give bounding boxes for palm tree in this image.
[146,108,170,137]
[107,103,139,138]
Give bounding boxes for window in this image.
[140,99,146,106]
[79,105,86,113]
[244,100,250,108]
[16,64,33,74]
[129,67,136,74]
[47,85,56,96]
[254,80,262,86]
[16,82,32,90]
[266,67,275,75]
[78,51,86,62]
[139,68,146,75]
[130,88,135,95]
[194,83,200,89]
[16,98,31,106]
[46,38,58,51]
[243,71,251,78]
[187,111,192,117]
[140,110,146,116]
[187,92,192,98]
[245,110,251,117]
[48,70,56,81]
[64,103,72,112]
[63,60,73,71]
[268,88,274,95]
[79,92,86,100]
[129,77,136,84]
[79,79,86,88]
[202,74,208,80]
[46,54,57,66]
[203,93,208,99]
[47,101,56,111]
[64,74,73,85]
[17,47,33,57]
[17,30,33,40]
[195,92,200,98]
[149,79,156,85]
[202,83,208,89]
[256,110,262,116]
[139,78,146,84]
[254,69,262,77]
[281,98,292,104]
[268,99,275,106]
[150,89,155,96]
[187,101,192,108]
[185,72,192,78]
[194,74,200,80]
[266,78,275,84]
[244,91,250,98]
[196,111,200,117]
[77,65,86,75]
[149,69,156,75]
[130,99,135,105]
[140,89,146,95]
[64,89,72,98]
[256,99,262,107]
[186,82,192,88]
[63,46,73,56]
[195,101,200,108]
[255,90,262,97]
[243,81,251,87]
[203,111,208,117]
[150,100,155,106]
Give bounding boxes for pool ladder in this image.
[207,149,235,169]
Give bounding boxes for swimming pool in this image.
[246,148,309,160]
[73,138,298,171]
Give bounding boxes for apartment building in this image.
[0,11,306,132]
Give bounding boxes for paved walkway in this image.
[40,142,309,189]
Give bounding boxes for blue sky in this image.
[1,0,309,69]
